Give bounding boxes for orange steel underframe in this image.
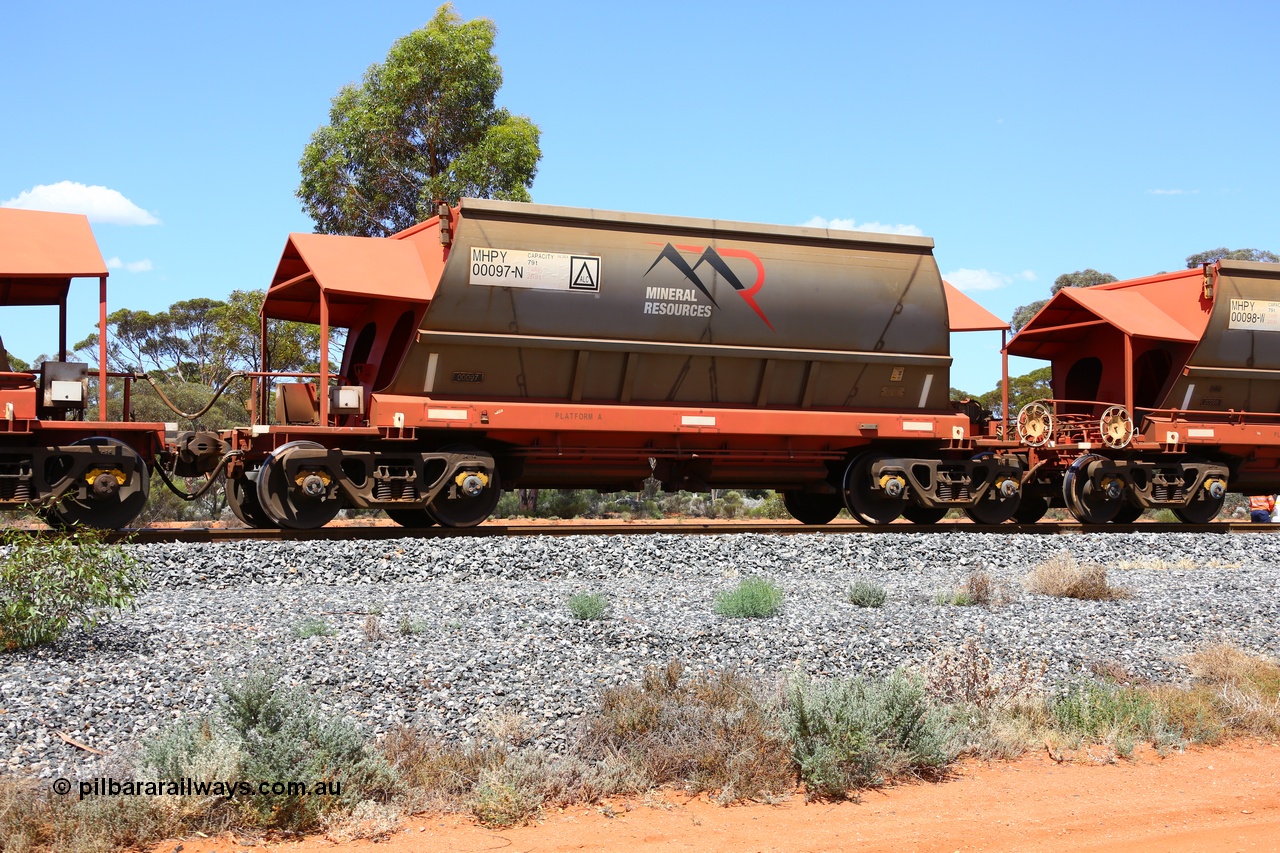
[367,393,970,440]
[229,396,976,464]
[0,420,165,459]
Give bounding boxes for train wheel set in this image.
[2,201,1278,531]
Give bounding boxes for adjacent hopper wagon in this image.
[0,208,170,528]
[1001,260,1280,523]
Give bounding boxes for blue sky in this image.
[3,0,1277,394]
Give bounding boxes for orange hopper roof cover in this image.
[942,281,1009,332]
[1008,275,1203,361]
[265,233,435,326]
[0,207,108,305]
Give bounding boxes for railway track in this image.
[70,519,1280,544]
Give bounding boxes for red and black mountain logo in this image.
[644,243,774,330]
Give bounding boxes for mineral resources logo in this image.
[643,243,774,330]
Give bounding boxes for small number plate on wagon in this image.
[469,247,600,292]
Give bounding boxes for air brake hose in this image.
[135,372,248,420]
[154,450,243,501]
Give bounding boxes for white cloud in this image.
[2,181,159,225]
[105,256,153,273]
[1148,189,1198,196]
[942,268,1034,292]
[802,215,924,237]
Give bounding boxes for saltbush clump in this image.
[0,529,145,651]
[141,669,397,833]
[292,616,334,639]
[784,670,960,798]
[846,580,887,608]
[567,593,609,621]
[714,576,784,618]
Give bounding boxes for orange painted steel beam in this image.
[367,394,970,441]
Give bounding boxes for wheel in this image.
[1173,493,1226,524]
[1062,453,1123,524]
[783,492,843,525]
[841,454,906,525]
[1110,502,1144,524]
[226,471,277,529]
[47,437,150,530]
[963,453,1021,524]
[428,464,501,528]
[1012,495,1050,524]
[256,441,343,530]
[902,504,948,524]
[385,508,438,528]
[1099,406,1134,449]
[965,498,1021,524]
[1016,401,1054,447]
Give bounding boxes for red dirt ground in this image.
[150,740,1280,853]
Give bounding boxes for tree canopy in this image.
[74,292,327,383]
[297,4,542,237]
[1009,268,1118,332]
[1185,247,1280,268]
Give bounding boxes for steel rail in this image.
[76,520,1280,545]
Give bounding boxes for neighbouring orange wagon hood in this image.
[942,281,1009,332]
[0,207,107,304]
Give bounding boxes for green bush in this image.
[398,616,431,635]
[567,593,608,621]
[0,529,145,651]
[747,491,789,519]
[713,576,784,618]
[1048,679,1157,741]
[716,490,745,519]
[292,616,333,638]
[846,581,887,608]
[784,671,959,798]
[544,489,597,519]
[141,669,397,833]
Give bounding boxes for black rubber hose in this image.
[136,372,247,420]
[154,450,243,501]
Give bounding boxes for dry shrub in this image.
[923,639,1046,761]
[380,725,507,808]
[939,569,1011,607]
[380,724,620,827]
[0,776,180,853]
[1087,660,1150,687]
[1186,644,1280,694]
[1185,644,1280,735]
[578,660,794,802]
[1146,685,1226,747]
[924,638,1045,710]
[1023,552,1131,600]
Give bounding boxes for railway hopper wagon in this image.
[0,208,218,529]
[1002,260,1280,524]
[220,199,1018,529]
